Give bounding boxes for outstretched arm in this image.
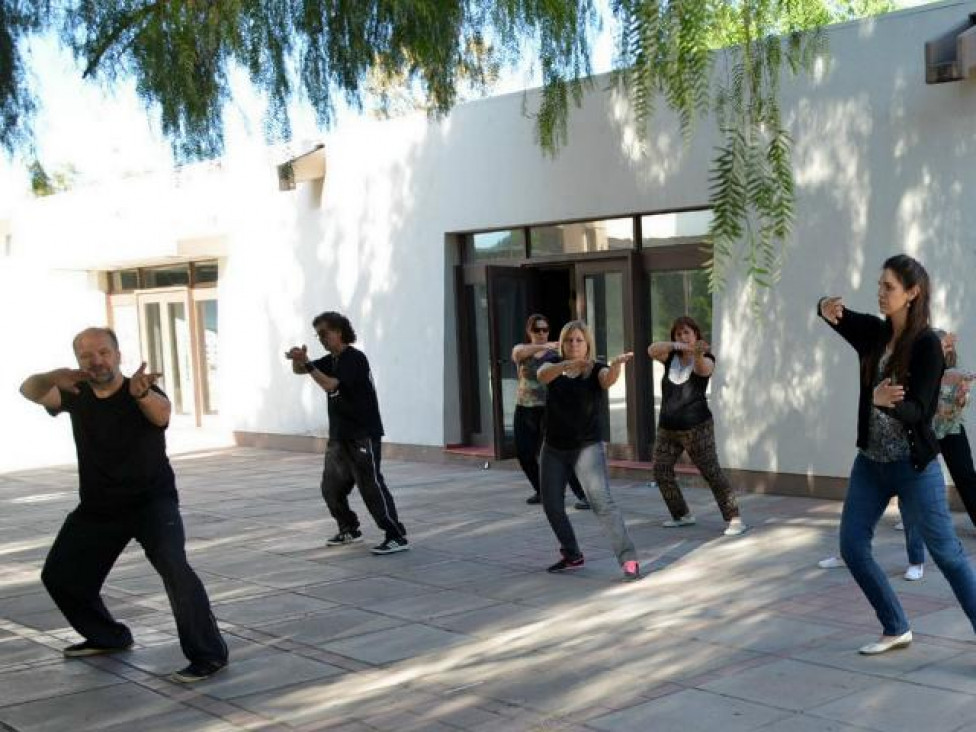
[19,368,90,411]
[599,353,634,389]
[128,362,170,427]
[285,345,339,391]
[817,296,884,356]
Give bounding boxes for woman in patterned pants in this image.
[647,316,746,537]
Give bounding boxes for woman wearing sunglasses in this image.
[512,314,589,508]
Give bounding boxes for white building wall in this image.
[3,0,975,481]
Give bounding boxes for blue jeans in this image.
[840,454,976,636]
[540,441,637,564]
[900,499,925,566]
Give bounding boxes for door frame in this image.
[485,265,539,459]
[573,253,641,460]
[136,287,197,423]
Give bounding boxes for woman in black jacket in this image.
[819,254,976,655]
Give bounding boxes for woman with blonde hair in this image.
[537,320,641,581]
[512,313,589,508]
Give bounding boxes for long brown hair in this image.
[864,254,931,384]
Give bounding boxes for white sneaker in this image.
[894,521,905,531]
[818,556,845,569]
[904,564,924,581]
[723,518,748,536]
[662,514,696,528]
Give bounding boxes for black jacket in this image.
[817,298,944,471]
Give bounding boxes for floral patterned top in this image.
[516,350,558,407]
[934,370,973,440]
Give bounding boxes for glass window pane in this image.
[465,230,525,262]
[584,271,629,446]
[143,265,190,288]
[111,270,139,292]
[112,303,141,375]
[196,300,218,414]
[468,284,492,446]
[193,261,218,284]
[167,302,192,414]
[531,218,634,256]
[145,303,165,392]
[641,210,713,248]
[648,268,713,436]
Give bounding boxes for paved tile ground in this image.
[2,448,976,731]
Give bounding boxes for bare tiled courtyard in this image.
[2,448,976,730]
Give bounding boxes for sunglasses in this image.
[531,326,550,333]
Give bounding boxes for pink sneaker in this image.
[622,560,641,582]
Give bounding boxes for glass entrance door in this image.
[486,265,538,459]
[574,256,637,459]
[138,290,195,417]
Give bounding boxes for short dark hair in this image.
[72,327,120,354]
[669,316,702,342]
[312,311,357,344]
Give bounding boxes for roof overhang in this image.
[277,144,326,191]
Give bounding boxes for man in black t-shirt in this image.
[286,311,408,554]
[19,327,228,683]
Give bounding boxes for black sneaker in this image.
[371,536,409,555]
[574,499,591,510]
[547,553,585,573]
[326,529,363,546]
[169,660,227,683]
[526,494,542,505]
[63,640,133,658]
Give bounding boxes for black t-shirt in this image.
[659,351,714,430]
[543,361,608,449]
[49,379,177,514]
[312,346,384,440]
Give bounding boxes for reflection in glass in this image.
[641,210,713,248]
[193,261,219,284]
[469,284,492,446]
[531,218,634,257]
[584,272,628,446]
[145,303,165,394]
[111,270,139,292]
[168,302,192,415]
[649,268,713,431]
[112,304,141,376]
[143,265,190,288]
[466,230,525,262]
[196,300,218,413]
[491,274,530,449]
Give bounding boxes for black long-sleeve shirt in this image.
[817,298,944,471]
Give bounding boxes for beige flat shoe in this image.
[859,630,912,655]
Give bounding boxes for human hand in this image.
[129,362,162,398]
[820,297,844,325]
[612,352,634,367]
[693,340,709,356]
[873,378,904,409]
[285,345,309,365]
[48,368,92,394]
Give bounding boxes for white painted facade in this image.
[2,0,975,482]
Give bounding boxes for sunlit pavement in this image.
[2,448,976,731]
